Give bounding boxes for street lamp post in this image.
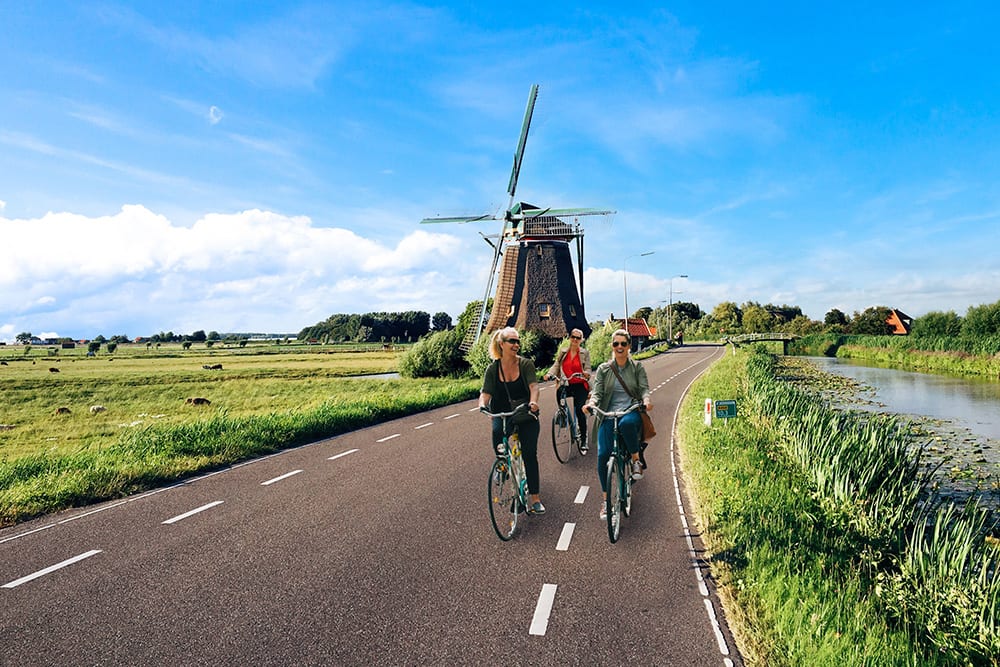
[668,274,688,343]
[623,251,655,326]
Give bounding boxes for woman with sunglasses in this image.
[542,328,592,452]
[478,327,545,514]
[583,328,652,519]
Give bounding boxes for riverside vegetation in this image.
[0,342,478,527]
[680,345,999,665]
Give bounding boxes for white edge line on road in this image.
[445,414,461,420]
[468,406,480,412]
[573,486,589,504]
[415,422,433,430]
[376,433,401,442]
[2,549,102,589]
[261,469,303,486]
[529,583,558,636]
[162,501,224,525]
[556,523,575,551]
[327,448,359,461]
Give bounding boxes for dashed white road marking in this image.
[162,501,224,525]
[261,470,303,486]
[529,583,558,635]
[3,549,102,589]
[327,448,358,461]
[445,414,461,420]
[556,523,576,551]
[376,433,401,442]
[573,486,589,504]
[415,422,433,430]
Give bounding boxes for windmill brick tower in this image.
[421,85,614,350]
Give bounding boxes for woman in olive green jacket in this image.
[584,329,652,519]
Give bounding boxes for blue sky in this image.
[3,2,999,342]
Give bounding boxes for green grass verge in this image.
[677,347,999,665]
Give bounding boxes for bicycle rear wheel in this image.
[551,408,573,463]
[488,458,519,540]
[605,457,623,543]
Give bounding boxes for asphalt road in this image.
[1,343,741,666]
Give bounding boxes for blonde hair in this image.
[489,327,520,360]
[570,328,584,339]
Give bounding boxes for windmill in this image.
[421,84,615,350]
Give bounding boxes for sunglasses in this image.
[612,341,629,348]
[505,339,521,345]
[570,335,582,340]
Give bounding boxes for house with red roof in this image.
[609,315,654,350]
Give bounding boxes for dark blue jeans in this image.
[596,411,641,492]
[492,416,541,494]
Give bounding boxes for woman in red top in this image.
[544,328,592,452]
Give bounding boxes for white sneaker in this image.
[600,505,607,520]
[631,460,644,480]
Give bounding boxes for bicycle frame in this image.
[589,402,642,543]
[482,405,532,540]
[551,373,586,463]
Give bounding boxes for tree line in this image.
[637,299,1000,339]
[296,311,453,344]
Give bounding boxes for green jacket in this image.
[586,356,649,426]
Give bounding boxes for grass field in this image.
[0,342,399,458]
[1,341,479,525]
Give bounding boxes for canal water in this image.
[808,357,1000,441]
[806,356,1000,498]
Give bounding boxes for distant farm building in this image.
[886,309,912,335]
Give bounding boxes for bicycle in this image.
[589,402,643,543]
[550,372,588,463]
[481,404,535,541]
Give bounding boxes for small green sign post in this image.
[714,399,737,419]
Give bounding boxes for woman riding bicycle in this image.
[583,328,652,518]
[478,327,545,515]
[542,328,592,452]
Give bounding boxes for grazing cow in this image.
[49,367,60,373]
[202,363,223,370]
[1,361,8,365]
[90,405,107,414]
[186,397,211,405]
[54,406,71,415]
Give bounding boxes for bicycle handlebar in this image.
[550,372,587,384]
[587,402,643,419]
[480,403,536,420]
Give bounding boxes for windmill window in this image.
[539,304,551,319]
[568,305,577,317]
[507,305,515,318]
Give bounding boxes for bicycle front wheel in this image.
[551,409,573,463]
[488,458,519,541]
[605,457,623,543]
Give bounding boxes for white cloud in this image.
[208,105,223,124]
[0,206,477,339]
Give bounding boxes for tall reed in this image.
[739,346,999,660]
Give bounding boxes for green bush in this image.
[398,329,468,378]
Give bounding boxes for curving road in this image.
[0,344,741,666]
